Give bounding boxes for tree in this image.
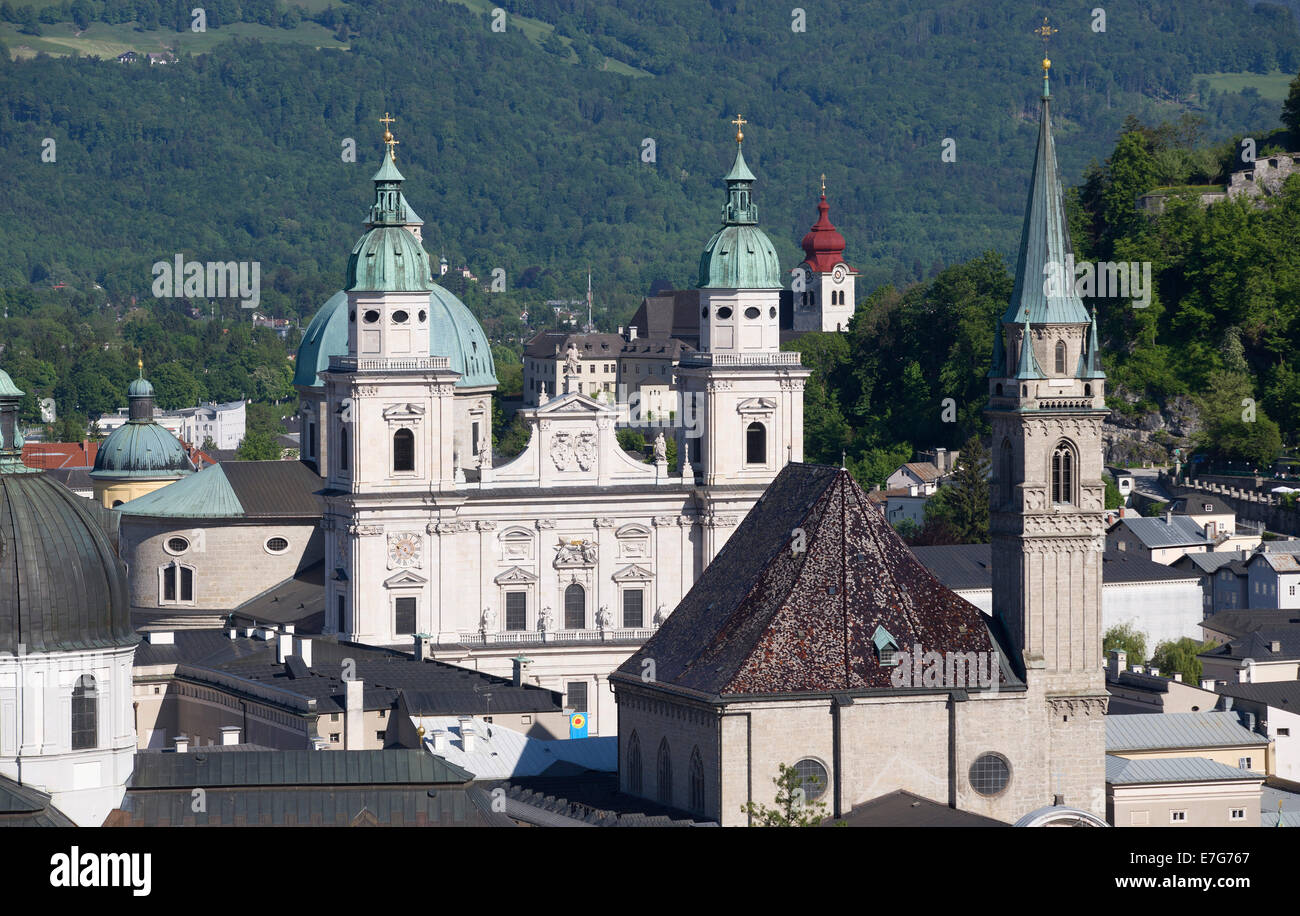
[1193,370,1282,469]
[151,361,205,410]
[1104,623,1148,665]
[740,762,831,827]
[1283,69,1300,138]
[200,435,217,452]
[916,437,989,544]
[1150,637,1216,683]
[1102,473,1124,510]
[234,430,280,461]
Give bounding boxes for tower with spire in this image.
[986,32,1108,816]
[677,116,810,517]
[794,175,857,333]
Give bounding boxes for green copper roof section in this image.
[371,150,405,184]
[347,148,435,292]
[1079,307,1106,379]
[698,143,781,289]
[117,463,244,518]
[293,290,350,388]
[1012,311,1044,380]
[1001,90,1091,327]
[0,369,35,474]
[987,314,1007,377]
[92,422,193,479]
[0,368,21,397]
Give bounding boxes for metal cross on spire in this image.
[820,173,826,195]
[731,114,747,144]
[379,112,400,161]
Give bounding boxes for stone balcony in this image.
[678,351,802,368]
[328,355,451,372]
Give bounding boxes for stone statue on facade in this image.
[653,431,667,462]
[563,342,580,393]
[539,606,555,632]
[596,605,613,629]
[654,603,669,625]
[480,606,496,634]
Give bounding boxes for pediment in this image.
[615,523,651,539]
[494,565,539,585]
[612,563,653,582]
[384,570,428,588]
[383,403,427,420]
[534,392,611,416]
[737,397,777,415]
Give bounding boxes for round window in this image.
[744,306,760,319]
[265,536,290,554]
[392,310,409,324]
[793,758,828,801]
[166,536,190,554]
[716,306,733,319]
[363,309,380,323]
[418,310,427,322]
[969,753,1011,796]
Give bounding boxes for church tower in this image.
[987,48,1108,814]
[677,117,810,502]
[793,178,857,333]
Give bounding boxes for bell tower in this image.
[986,40,1108,816]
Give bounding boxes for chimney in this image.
[512,654,533,687]
[1165,508,1173,526]
[220,725,241,746]
[431,729,449,754]
[1053,794,1064,807]
[1173,672,1183,682]
[173,735,189,753]
[294,636,313,668]
[283,624,295,635]
[310,736,329,751]
[277,632,293,664]
[144,630,174,645]
[1242,711,1257,732]
[413,634,434,662]
[227,627,238,640]
[628,326,638,341]
[344,679,364,750]
[1201,678,1215,690]
[1271,641,1282,653]
[1108,649,1127,680]
[1220,695,1235,711]
[1148,667,1160,678]
[458,716,478,753]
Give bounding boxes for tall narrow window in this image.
[340,426,349,471]
[657,738,673,805]
[1000,439,1014,506]
[337,595,346,631]
[1051,442,1075,504]
[1055,340,1066,375]
[71,675,97,750]
[394,596,416,635]
[628,731,643,794]
[307,421,316,459]
[393,427,414,472]
[623,588,644,628]
[746,422,766,464]
[566,681,588,713]
[564,583,585,630]
[689,746,705,812]
[161,563,194,603]
[505,592,527,630]
[471,422,480,456]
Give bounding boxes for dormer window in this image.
[872,625,901,667]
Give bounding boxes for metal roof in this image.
[913,544,1196,590]
[1112,515,1213,549]
[1105,711,1266,751]
[830,789,1009,827]
[1202,628,1300,663]
[1201,609,1300,639]
[1217,680,1300,710]
[0,775,76,827]
[1105,755,1263,785]
[128,748,472,788]
[118,460,322,519]
[415,716,617,780]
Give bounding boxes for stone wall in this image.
[1165,477,1300,538]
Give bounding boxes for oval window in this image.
[166,536,190,554]
[265,537,290,554]
[418,310,427,322]
[969,753,1011,796]
[716,307,733,319]
[392,310,409,324]
[769,306,777,318]
[744,307,760,320]
[363,309,380,324]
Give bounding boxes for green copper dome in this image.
[698,144,781,289]
[127,376,154,398]
[345,150,435,293]
[293,290,350,388]
[92,372,193,480]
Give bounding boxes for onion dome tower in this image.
[793,176,857,333]
[91,361,194,508]
[0,368,137,826]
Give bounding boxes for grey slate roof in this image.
[1201,609,1300,640]
[1106,755,1264,785]
[1111,515,1213,549]
[1105,711,1266,751]
[1217,680,1300,711]
[913,544,1195,590]
[128,748,471,787]
[118,459,322,519]
[829,789,1009,827]
[0,774,76,827]
[1170,495,1234,516]
[228,561,325,629]
[1200,628,1300,663]
[1177,552,1247,575]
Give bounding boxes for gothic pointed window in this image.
[746,422,766,465]
[393,427,414,472]
[657,738,673,805]
[1055,340,1066,375]
[689,746,706,812]
[628,731,643,794]
[564,583,585,629]
[1051,442,1075,505]
[71,675,97,750]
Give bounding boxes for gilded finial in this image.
[820,173,826,195]
[137,358,144,378]
[1034,17,1057,95]
[731,113,747,144]
[379,112,400,161]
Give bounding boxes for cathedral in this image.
[612,56,1108,824]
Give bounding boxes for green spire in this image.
[1012,310,1044,380]
[988,315,1007,377]
[1079,307,1106,379]
[0,369,36,474]
[722,145,759,226]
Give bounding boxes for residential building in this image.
[1106,756,1263,827]
[1246,543,1300,609]
[1200,628,1300,684]
[1107,512,1213,564]
[1104,650,1221,715]
[1216,683,1300,782]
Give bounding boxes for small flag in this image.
[569,711,588,739]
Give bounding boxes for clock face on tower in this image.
[387,532,422,568]
[832,264,847,284]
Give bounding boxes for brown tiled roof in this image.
[22,440,98,469]
[615,464,1007,697]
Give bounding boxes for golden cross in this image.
[1034,16,1057,46]
[379,112,399,160]
[731,113,746,144]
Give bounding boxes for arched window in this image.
[628,731,643,794]
[564,583,585,630]
[1051,441,1075,505]
[745,422,766,465]
[393,427,415,472]
[339,426,349,471]
[657,738,673,805]
[1000,439,1014,507]
[689,746,705,812]
[1055,340,1066,375]
[161,563,194,603]
[71,675,97,750]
